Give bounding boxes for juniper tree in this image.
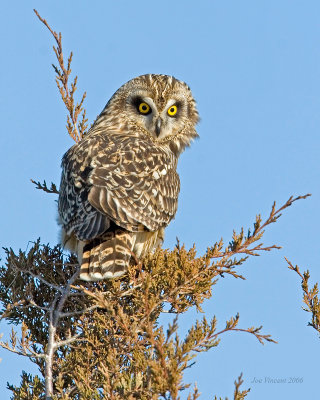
[0,10,311,400]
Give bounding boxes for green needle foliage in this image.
[0,9,311,400]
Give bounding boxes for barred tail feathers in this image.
[80,230,135,281]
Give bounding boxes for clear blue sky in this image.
[1,1,320,399]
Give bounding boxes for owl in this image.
[58,74,199,281]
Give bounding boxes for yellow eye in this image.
[138,102,151,114]
[167,105,178,116]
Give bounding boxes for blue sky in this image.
[1,1,320,398]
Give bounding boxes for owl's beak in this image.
[155,117,162,137]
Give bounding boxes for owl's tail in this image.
[79,229,135,281]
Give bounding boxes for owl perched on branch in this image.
[58,74,199,281]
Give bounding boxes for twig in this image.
[234,373,250,399]
[54,333,84,348]
[30,179,59,195]
[0,341,45,359]
[286,258,320,334]
[34,9,88,142]
[11,261,64,293]
[59,304,99,318]
[213,325,276,345]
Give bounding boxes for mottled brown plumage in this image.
[58,74,199,281]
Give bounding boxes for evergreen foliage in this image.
[286,259,320,337]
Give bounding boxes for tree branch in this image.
[34,9,88,142]
[44,270,80,398]
[30,179,59,195]
[286,258,320,335]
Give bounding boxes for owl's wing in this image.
[58,133,180,241]
[88,134,180,232]
[58,135,111,241]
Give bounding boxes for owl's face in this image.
[94,74,199,155]
[125,85,193,140]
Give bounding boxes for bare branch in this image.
[11,260,64,293]
[30,179,59,195]
[0,341,45,359]
[44,270,80,398]
[59,304,99,318]
[54,333,84,348]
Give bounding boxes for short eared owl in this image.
[58,74,199,281]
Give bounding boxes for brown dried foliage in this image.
[34,9,88,143]
[286,259,320,336]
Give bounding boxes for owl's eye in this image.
[167,105,178,117]
[138,102,151,115]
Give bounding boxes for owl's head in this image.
[94,74,199,156]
